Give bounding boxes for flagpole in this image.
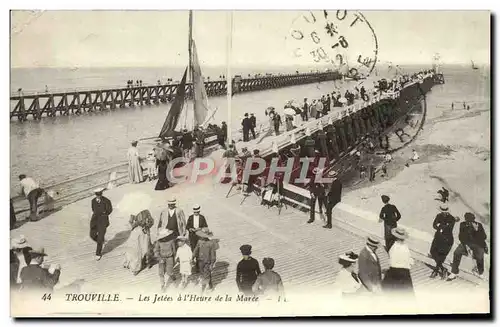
[226,11,233,144]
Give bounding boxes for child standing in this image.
[175,236,193,288]
[193,228,218,293]
[146,150,157,181]
[154,229,176,292]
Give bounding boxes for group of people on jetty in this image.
[11,68,487,299]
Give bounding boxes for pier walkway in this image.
[10,169,486,316]
[10,71,340,121]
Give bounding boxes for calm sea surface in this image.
[9,65,490,192]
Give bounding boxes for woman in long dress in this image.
[123,210,153,275]
[382,227,414,294]
[154,143,170,190]
[429,205,458,279]
[127,141,144,184]
[333,251,362,297]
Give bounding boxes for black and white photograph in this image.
[8,8,491,317]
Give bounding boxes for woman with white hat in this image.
[333,251,362,297]
[10,236,32,289]
[382,227,415,294]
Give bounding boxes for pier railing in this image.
[11,73,434,218]
[10,71,341,121]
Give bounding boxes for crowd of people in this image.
[14,68,487,298]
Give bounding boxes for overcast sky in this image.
[11,10,490,68]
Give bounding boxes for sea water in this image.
[9,65,490,192]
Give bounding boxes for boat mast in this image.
[189,10,196,130]
[226,11,234,144]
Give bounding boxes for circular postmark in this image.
[286,10,378,79]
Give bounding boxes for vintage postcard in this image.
[9,10,490,317]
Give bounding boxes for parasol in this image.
[117,192,153,217]
[284,108,296,116]
[339,97,348,104]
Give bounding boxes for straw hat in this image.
[158,229,174,240]
[29,247,47,257]
[312,167,323,175]
[168,198,177,205]
[327,170,338,177]
[391,227,409,240]
[196,227,213,239]
[176,235,188,241]
[366,237,380,247]
[439,204,449,211]
[11,236,29,250]
[193,204,201,213]
[339,251,358,263]
[93,187,105,195]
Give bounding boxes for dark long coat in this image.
[91,196,113,229]
[186,214,208,250]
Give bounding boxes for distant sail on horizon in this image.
[191,39,210,127]
[158,68,188,139]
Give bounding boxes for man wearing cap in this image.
[378,195,401,251]
[324,172,342,229]
[90,188,113,261]
[358,237,382,292]
[18,174,44,221]
[236,244,261,295]
[158,198,187,239]
[241,113,251,142]
[429,205,458,279]
[20,247,61,293]
[252,257,285,300]
[186,205,209,252]
[447,212,488,281]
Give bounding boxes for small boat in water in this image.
[471,60,479,70]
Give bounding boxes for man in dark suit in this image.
[20,247,61,293]
[447,212,488,281]
[378,195,401,251]
[249,113,257,139]
[241,113,251,142]
[307,168,326,224]
[90,188,113,261]
[186,204,209,252]
[358,237,382,292]
[324,171,342,229]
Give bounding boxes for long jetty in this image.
[10,71,341,121]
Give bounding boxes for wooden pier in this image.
[10,71,341,121]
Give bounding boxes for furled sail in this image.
[191,39,210,127]
[158,68,188,139]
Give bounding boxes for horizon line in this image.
[10,62,488,70]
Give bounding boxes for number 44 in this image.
[42,293,52,301]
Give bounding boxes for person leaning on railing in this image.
[18,174,44,222]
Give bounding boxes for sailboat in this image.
[471,60,479,70]
[157,11,219,147]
